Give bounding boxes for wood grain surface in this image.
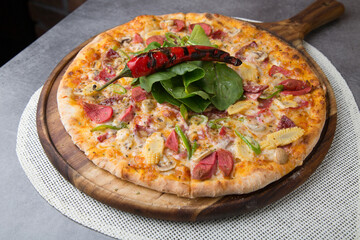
[36,0,342,222]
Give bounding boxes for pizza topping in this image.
[278,115,296,130]
[173,19,185,32]
[281,81,312,95]
[97,133,109,142]
[269,65,293,77]
[83,102,113,123]
[245,92,262,100]
[144,132,165,165]
[235,130,261,154]
[189,23,212,36]
[105,49,120,60]
[258,98,273,109]
[261,127,305,149]
[259,85,284,99]
[273,98,298,109]
[211,30,226,40]
[175,125,192,159]
[109,84,127,95]
[165,130,179,152]
[273,148,289,164]
[131,86,147,102]
[90,123,127,132]
[189,115,208,125]
[217,149,234,176]
[146,35,166,46]
[141,99,157,113]
[244,84,268,93]
[227,100,255,115]
[234,135,254,161]
[219,126,226,136]
[132,33,144,44]
[119,105,135,122]
[290,99,309,109]
[192,151,217,180]
[238,63,259,82]
[156,156,176,172]
[180,104,189,121]
[235,41,258,60]
[95,66,116,81]
[250,51,268,63]
[282,87,312,96]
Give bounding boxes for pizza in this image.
[57,13,326,198]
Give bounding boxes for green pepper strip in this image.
[191,141,198,157]
[180,104,188,121]
[118,49,130,60]
[112,84,127,94]
[235,130,261,155]
[208,117,228,129]
[181,36,189,46]
[259,85,284,99]
[164,32,182,47]
[190,115,208,125]
[90,123,127,132]
[175,125,192,159]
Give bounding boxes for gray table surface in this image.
[1,0,359,239]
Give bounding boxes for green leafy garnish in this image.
[151,82,182,107]
[140,71,177,92]
[134,28,243,113]
[187,25,212,46]
[235,130,261,155]
[131,78,140,86]
[90,123,128,132]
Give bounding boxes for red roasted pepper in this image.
[96,45,242,91]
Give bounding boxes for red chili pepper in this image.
[96,45,242,91]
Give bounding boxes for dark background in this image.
[0,0,85,66]
[1,1,36,66]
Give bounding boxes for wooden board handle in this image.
[289,0,345,38]
[254,0,345,45]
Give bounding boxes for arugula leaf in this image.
[151,82,181,107]
[187,25,212,46]
[197,61,216,94]
[210,63,243,110]
[169,62,205,89]
[161,77,209,100]
[178,96,211,113]
[140,71,177,92]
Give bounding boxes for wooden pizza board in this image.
[36,0,342,222]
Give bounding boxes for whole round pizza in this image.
[57,13,326,198]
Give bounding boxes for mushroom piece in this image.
[253,51,268,62]
[120,36,132,45]
[274,148,289,164]
[246,123,266,132]
[141,99,157,113]
[156,156,176,172]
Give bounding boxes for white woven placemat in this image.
[16,42,360,239]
